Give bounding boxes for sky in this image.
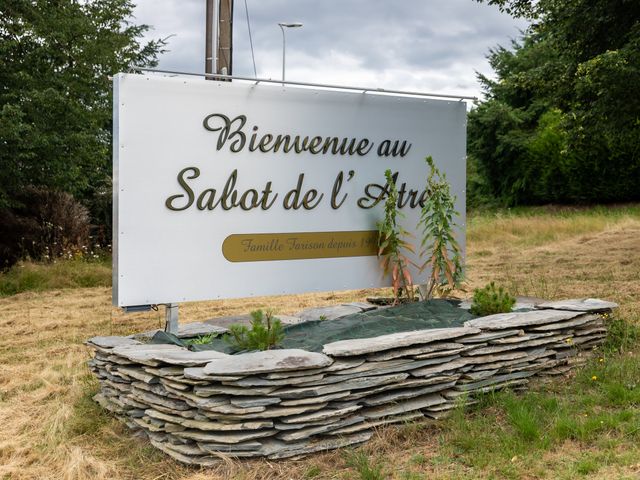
[132,0,529,99]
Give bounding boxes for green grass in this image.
[433,320,640,477]
[467,203,640,249]
[182,334,216,345]
[343,450,388,480]
[0,257,111,296]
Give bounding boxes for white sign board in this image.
[113,73,466,306]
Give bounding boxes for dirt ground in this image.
[0,211,639,479]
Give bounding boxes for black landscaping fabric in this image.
[150,299,477,354]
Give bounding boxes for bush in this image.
[225,310,285,351]
[0,187,90,269]
[470,282,516,316]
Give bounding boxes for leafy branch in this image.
[377,170,417,304]
[418,156,464,299]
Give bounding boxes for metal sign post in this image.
[165,304,179,334]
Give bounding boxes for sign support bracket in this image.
[165,303,179,335]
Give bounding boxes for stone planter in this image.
[87,298,616,464]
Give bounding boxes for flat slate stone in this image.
[458,330,524,344]
[463,369,500,381]
[465,336,567,356]
[262,368,327,379]
[464,310,582,330]
[323,327,479,356]
[276,315,304,325]
[198,441,263,452]
[343,302,378,312]
[280,405,361,424]
[459,296,548,311]
[295,358,459,388]
[133,390,191,411]
[149,439,218,466]
[203,314,253,328]
[410,358,471,377]
[342,375,460,401]
[194,384,277,397]
[529,314,599,331]
[412,346,477,360]
[203,349,333,375]
[175,322,228,338]
[230,397,281,408]
[280,391,352,407]
[153,350,229,366]
[87,336,141,349]
[174,428,276,444]
[274,416,346,431]
[146,403,197,419]
[201,403,328,421]
[536,298,618,312]
[117,367,158,384]
[333,358,415,375]
[366,342,468,361]
[456,371,535,391]
[361,394,446,419]
[263,430,373,459]
[111,344,187,366]
[271,372,409,399]
[327,412,424,435]
[490,332,553,344]
[182,367,244,381]
[224,373,325,387]
[363,380,457,406]
[196,403,266,415]
[277,416,365,441]
[296,305,362,322]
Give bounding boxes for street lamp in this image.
[278,22,303,83]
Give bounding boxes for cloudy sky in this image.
[133,0,528,99]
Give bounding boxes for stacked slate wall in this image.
[87,298,615,464]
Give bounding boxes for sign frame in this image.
[113,72,468,307]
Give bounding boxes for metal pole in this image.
[205,0,213,74]
[132,68,479,101]
[165,303,179,335]
[280,24,286,83]
[217,0,233,76]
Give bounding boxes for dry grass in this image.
[0,205,639,479]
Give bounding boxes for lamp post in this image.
[278,22,303,83]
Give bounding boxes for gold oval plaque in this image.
[222,230,378,262]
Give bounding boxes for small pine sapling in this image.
[470,282,516,316]
[377,169,416,304]
[418,156,464,299]
[226,309,285,351]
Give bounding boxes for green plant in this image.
[377,169,416,304]
[602,314,640,354]
[418,156,464,299]
[470,282,516,316]
[225,309,285,351]
[304,465,322,478]
[183,334,215,345]
[343,450,387,480]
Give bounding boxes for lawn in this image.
[0,205,639,479]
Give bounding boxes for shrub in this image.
[225,310,285,351]
[0,187,90,269]
[470,282,516,316]
[418,156,464,299]
[377,169,416,304]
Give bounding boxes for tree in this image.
[0,0,165,224]
[469,0,640,205]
